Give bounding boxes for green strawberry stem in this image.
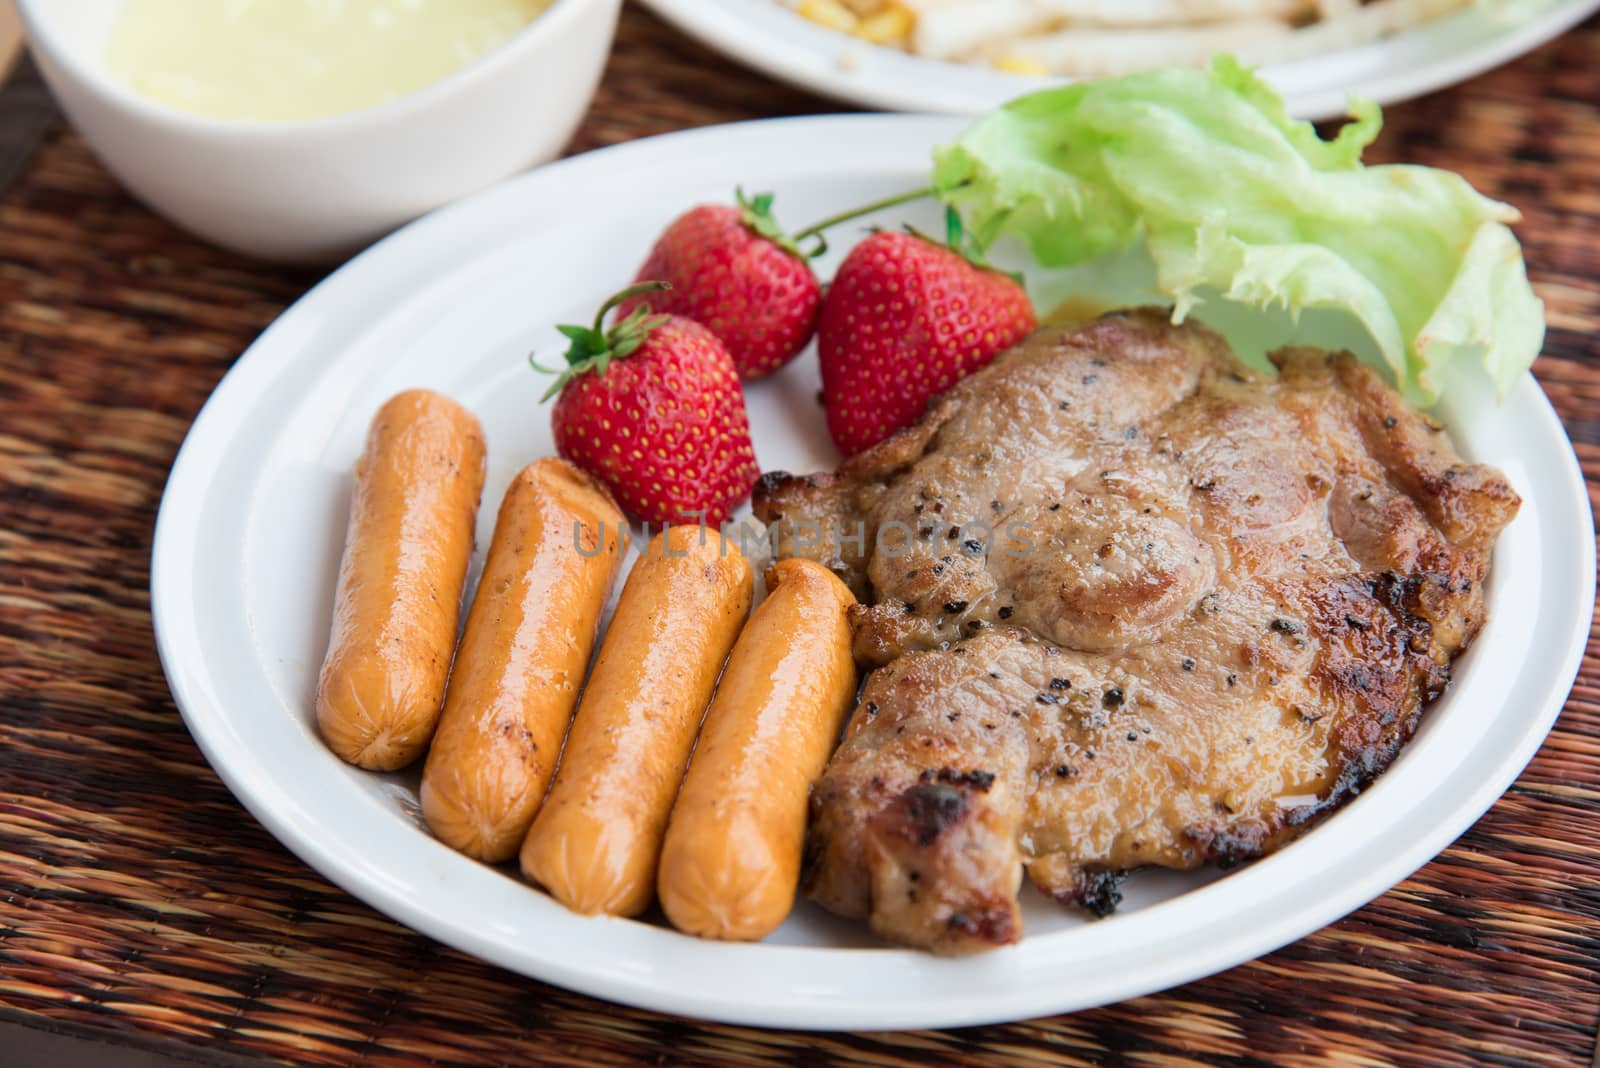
[793,186,937,240]
[905,207,1026,287]
[945,203,964,249]
[735,185,939,260]
[532,280,671,402]
[790,185,938,257]
[736,188,806,260]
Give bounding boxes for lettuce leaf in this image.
[932,56,1544,405]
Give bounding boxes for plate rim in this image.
[637,0,1600,119]
[151,112,1597,1030]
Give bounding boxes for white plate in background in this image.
[641,0,1600,118]
[150,115,1594,1030]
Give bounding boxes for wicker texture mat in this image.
[1,6,1598,1066]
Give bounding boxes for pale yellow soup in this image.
[106,0,555,123]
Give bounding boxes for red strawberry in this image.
[539,283,759,526]
[819,228,1036,456]
[620,192,821,380]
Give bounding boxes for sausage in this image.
[420,457,624,863]
[656,558,858,940]
[316,389,486,771]
[520,526,752,916]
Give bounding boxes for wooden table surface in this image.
[2,5,1599,1066]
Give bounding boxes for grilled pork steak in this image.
[755,309,1519,954]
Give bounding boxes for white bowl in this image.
[17,0,621,261]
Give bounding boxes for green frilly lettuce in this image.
[932,56,1544,405]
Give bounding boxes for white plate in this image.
[641,0,1600,118]
[151,115,1595,1030]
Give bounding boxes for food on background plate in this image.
[657,559,858,941]
[758,308,1520,952]
[788,0,1485,78]
[819,219,1036,455]
[108,0,554,122]
[420,458,624,863]
[316,390,486,771]
[540,284,760,526]
[521,526,754,917]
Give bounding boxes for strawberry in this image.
[620,192,821,380]
[818,221,1037,456]
[539,283,759,526]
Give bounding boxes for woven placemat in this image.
[1,6,1597,1065]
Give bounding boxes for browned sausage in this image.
[316,389,486,771]
[657,558,857,940]
[420,457,624,863]
[520,525,752,916]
